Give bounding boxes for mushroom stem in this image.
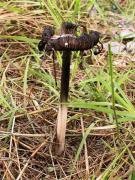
[56,50,71,154]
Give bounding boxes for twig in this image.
[80,117,89,178]
[0,131,46,137]
[16,140,48,180]
[2,161,15,180]
[13,136,22,180]
[9,117,15,159]
[1,107,55,125]
[49,147,58,179]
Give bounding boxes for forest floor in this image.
[0,1,135,179]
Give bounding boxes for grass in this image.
[0,0,135,179]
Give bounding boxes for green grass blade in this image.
[41,0,63,27]
[108,44,119,134]
[74,122,95,163]
[101,147,126,179]
[73,0,81,19]
[0,35,38,48]
[0,87,12,110]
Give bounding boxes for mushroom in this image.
[38,22,103,155]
